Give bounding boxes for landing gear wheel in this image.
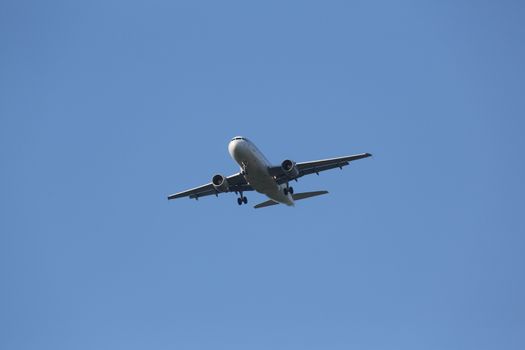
[289,187,294,195]
[243,197,248,204]
[237,198,243,205]
[283,188,289,196]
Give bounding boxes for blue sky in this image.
[1,1,524,349]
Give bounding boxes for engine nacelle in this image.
[281,159,299,178]
[212,174,230,192]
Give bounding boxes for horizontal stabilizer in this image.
[254,199,279,209]
[254,191,329,209]
[292,190,328,201]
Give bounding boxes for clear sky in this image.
[1,1,524,349]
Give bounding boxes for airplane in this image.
[167,136,371,209]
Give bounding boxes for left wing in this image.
[269,153,372,184]
[167,173,252,200]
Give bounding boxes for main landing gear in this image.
[283,186,294,196]
[237,192,248,205]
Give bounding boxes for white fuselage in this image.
[228,137,294,206]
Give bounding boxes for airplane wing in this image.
[269,153,372,184]
[167,172,252,200]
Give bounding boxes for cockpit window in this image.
[231,137,247,141]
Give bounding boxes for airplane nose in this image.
[228,139,247,160]
[228,140,239,159]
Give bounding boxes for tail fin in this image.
[254,191,329,209]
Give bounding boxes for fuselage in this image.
[228,136,294,206]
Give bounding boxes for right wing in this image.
[295,153,372,177]
[167,172,252,200]
[268,153,372,184]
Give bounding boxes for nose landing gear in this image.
[240,162,248,176]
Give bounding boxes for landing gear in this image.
[240,161,248,176]
[237,192,248,206]
[283,186,294,196]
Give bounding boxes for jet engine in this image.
[281,159,300,178]
[212,174,230,192]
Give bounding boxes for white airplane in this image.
[168,136,371,209]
